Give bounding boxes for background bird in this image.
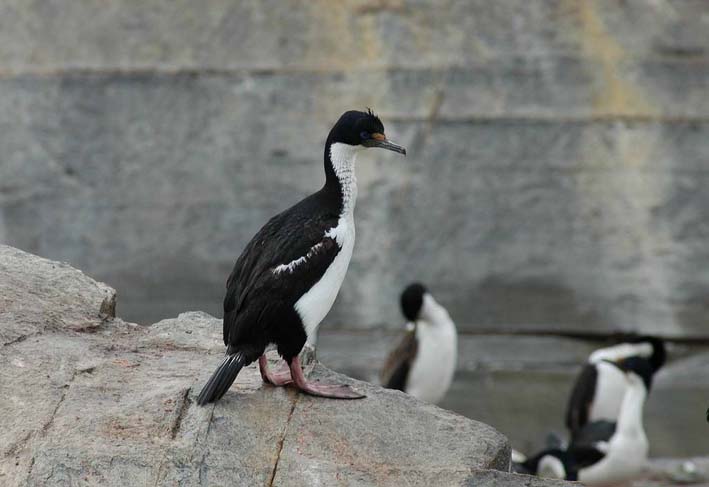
[380,283,457,404]
[565,335,665,434]
[517,356,652,485]
[197,109,406,405]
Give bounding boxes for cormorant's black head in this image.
[629,335,666,372]
[328,109,406,155]
[400,283,427,321]
[616,356,654,391]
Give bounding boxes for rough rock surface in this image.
[0,245,577,486]
[0,1,708,338]
[0,245,116,345]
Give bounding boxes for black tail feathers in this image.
[197,352,247,405]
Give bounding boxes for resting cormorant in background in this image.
[565,335,665,434]
[380,283,457,404]
[518,357,652,485]
[197,110,406,405]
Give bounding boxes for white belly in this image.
[589,362,627,422]
[579,434,648,486]
[294,215,355,343]
[406,317,457,404]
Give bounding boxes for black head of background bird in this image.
[400,283,427,322]
[629,335,666,373]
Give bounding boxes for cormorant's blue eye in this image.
[360,131,371,140]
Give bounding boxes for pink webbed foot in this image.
[289,357,366,400]
[259,355,293,386]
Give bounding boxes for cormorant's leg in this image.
[288,356,365,399]
[258,355,293,386]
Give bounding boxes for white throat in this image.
[329,142,361,215]
[296,143,360,346]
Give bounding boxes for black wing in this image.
[570,420,616,450]
[223,201,340,347]
[568,443,606,471]
[565,363,598,432]
[380,329,418,391]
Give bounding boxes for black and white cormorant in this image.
[380,283,457,404]
[565,335,665,434]
[518,357,652,485]
[197,110,406,405]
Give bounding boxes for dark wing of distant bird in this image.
[380,328,418,391]
[565,363,598,432]
[568,443,606,471]
[223,203,340,347]
[570,420,616,450]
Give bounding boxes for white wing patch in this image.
[272,242,326,275]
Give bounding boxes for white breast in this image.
[579,375,649,485]
[294,215,355,343]
[589,361,627,422]
[578,435,648,486]
[293,142,360,345]
[405,295,457,404]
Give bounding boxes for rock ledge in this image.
[0,245,575,486]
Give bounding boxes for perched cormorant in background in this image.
[518,357,652,485]
[197,110,406,405]
[565,335,665,434]
[380,283,457,404]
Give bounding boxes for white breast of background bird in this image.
[407,294,458,403]
[294,143,360,344]
[578,376,649,485]
[590,361,628,421]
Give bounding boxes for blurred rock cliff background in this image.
[1,0,708,338]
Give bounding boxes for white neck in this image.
[329,142,360,215]
[615,377,647,437]
[419,294,455,330]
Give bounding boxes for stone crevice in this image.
[194,403,217,487]
[2,332,34,348]
[267,391,300,487]
[40,370,77,436]
[25,367,79,482]
[2,430,32,458]
[170,387,192,440]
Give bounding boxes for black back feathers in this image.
[565,363,598,432]
[380,330,418,391]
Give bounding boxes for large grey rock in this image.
[0,245,115,345]
[1,1,708,338]
[0,245,577,486]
